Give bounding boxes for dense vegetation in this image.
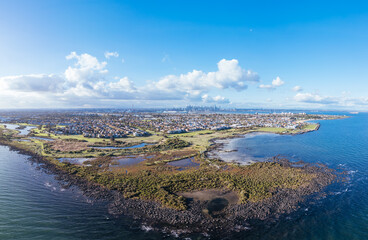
[153,137,190,150]
[56,157,317,210]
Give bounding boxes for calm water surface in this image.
[3,124,35,135]
[1,113,368,239]
[0,147,172,240]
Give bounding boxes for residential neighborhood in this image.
[0,110,331,139]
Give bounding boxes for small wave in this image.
[170,230,180,238]
[202,232,210,237]
[234,224,251,231]
[44,182,52,187]
[334,188,348,195]
[167,228,192,238]
[141,224,153,232]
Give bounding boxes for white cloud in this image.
[104,51,119,59]
[108,77,137,93]
[343,97,368,106]
[65,52,108,84]
[144,59,259,102]
[66,52,107,70]
[292,91,368,109]
[272,77,284,87]
[202,94,230,104]
[294,92,338,104]
[0,54,257,107]
[3,52,368,110]
[259,76,284,90]
[153,59,259,92]
[0,74,64,92]
[259,84,274,89]
[62,52,113,99]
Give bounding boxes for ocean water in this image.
[1,113,368,239]
[0,147,171,240]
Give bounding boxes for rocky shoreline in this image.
[109,158,335,236]
[0,138,337,237]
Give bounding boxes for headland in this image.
[0,111,346,235]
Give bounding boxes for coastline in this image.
[0,121,339,236]
[205,123,321,164]
[0,141,336,236]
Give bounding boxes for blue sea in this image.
[1,112,368,239]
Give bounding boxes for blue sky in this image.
[1,0,368,109]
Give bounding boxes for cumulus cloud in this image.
[343,97,368,106]
[65,52,108,84]
[292,91,368,109]
[258,84,274,90]
[201,94,230,104]
[259,76,284,90]
[292,85,303,92]
[3,53,368,110]
[153,59,259,93]
[0,74,64,92]
[107,77,137,93]
[142,59,259,103]
[294,92,338,104]
[66,52,107,70]
[0,52,137,103]
[272,77,284,87]
[0,53,257,107]
[104,51,119,59]
[62,52,112,98]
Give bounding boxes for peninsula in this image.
[0,110,345,234]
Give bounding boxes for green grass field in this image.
[256,124,318,134]
[256,127,287,133]
[302,124,318,130]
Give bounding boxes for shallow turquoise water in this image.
[1,113,368,239]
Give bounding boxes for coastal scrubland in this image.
[0,122,334,212]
